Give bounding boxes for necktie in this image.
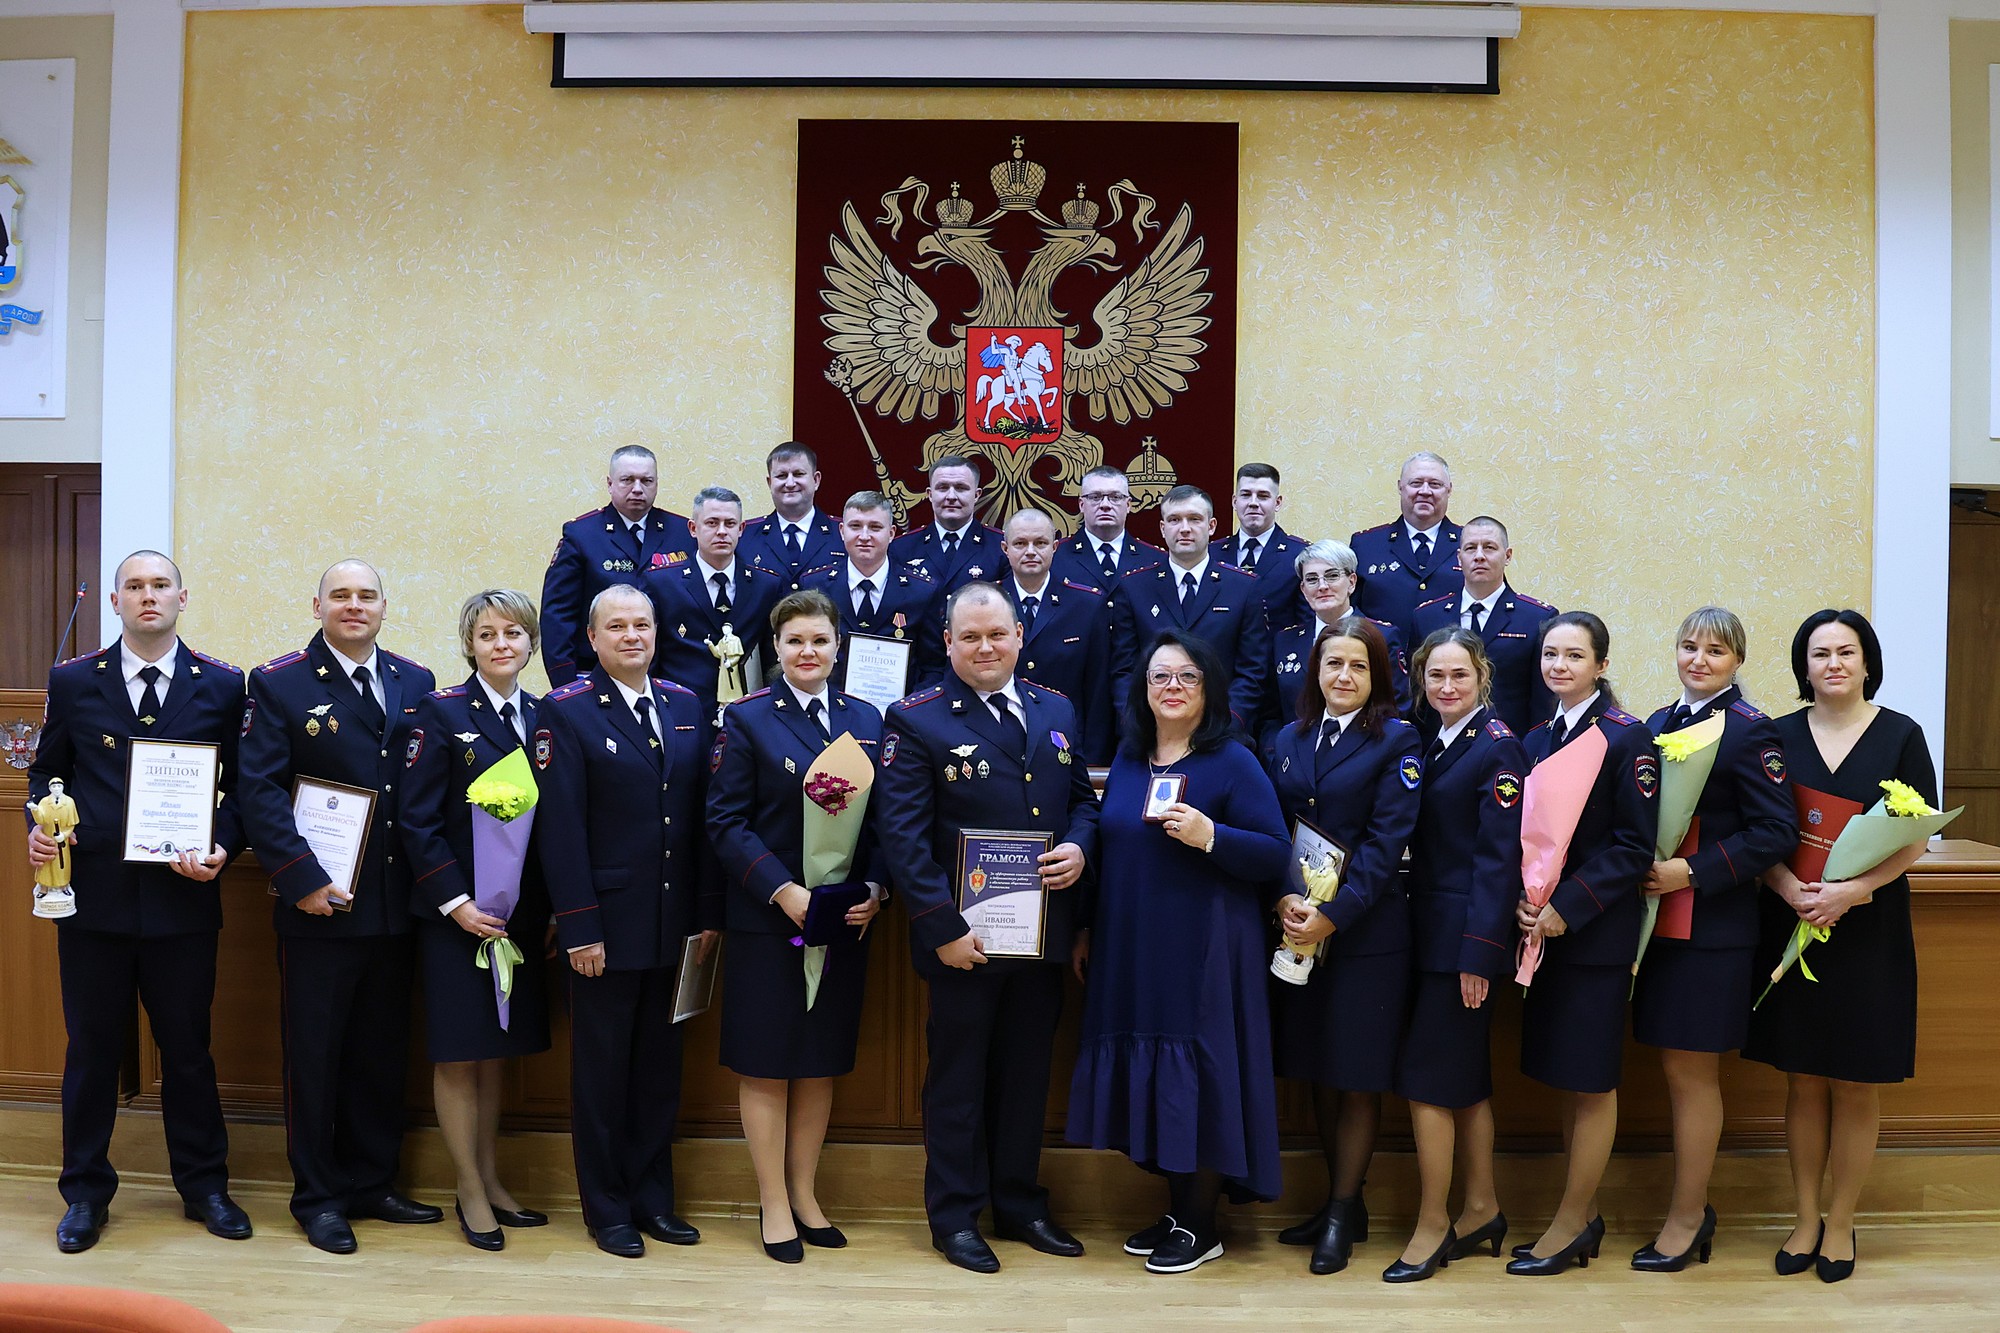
[500,700,521,745]
[711,572,732,615]
[352,665,386,731]
[633,694,656,742]
[1428,735,1447,765]
[1466,602,1486,633]
[1412,532,1432,568]
[1550,715,1569,751]
[1097,543,1118,585]
[1180,572,1197,604]
[1021,595,1039,626]
[785,525,803,560]
[1668,703,1694,732]
[1240,537,1260,574]
[805,697,832,744]
[990,692,1027,758]
[137,665,163,725]
[855,578,877,621]
[941,531,960,558]
[1319,718,1341,751]
[629,522,645,546]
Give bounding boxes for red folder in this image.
[1789,785,1866,884]
[1656,816,1698,940]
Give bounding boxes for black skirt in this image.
[1520,956,1628,1095]
[417,915,552,1064]
[721,928,872,1080]
[1395,971,1496,1109]
[1632,941,1754,1053]
[1272,948,1409,1093]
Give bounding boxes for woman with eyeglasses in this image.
[1265,616,1423,1276]
[1067,630,1291,1275]
[1264,541,1409,753]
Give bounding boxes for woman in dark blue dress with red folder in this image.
[1632,607,1796,1273]
[1067,629,1290,1276]
[707,589,885,1263]
[1266,616,1423,1277]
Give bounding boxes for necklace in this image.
[1150,741,1192,775]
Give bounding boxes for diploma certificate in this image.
[955,828,1053,959]
[289,776,377,908]
[1287,818,1349,902]
[672,933,720,1023]
[844,634,913,713]
[122,740,220,863]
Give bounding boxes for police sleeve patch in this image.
[240,700,256,736]
[1761,747,1787,784]
[1494,770,1522,809]
[1635,753,1660,798]
[882,732,900,767]
[709,731,727,774]
[1399,755,1422,790]
[533,728,554,771]
[405,729,424,767]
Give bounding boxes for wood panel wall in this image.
[0,465,100,689]
[1946,499,2000,845]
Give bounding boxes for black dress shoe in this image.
[760,1209,803,1265]
[349,1192,443,1225]
[1145,1223,1223,1274]
[1775,1221,1823,1276]
[589,1223,645,1258]
[1448,1212,1507,1260]
[793,1211,847,1249]
[636,1213,700,1245]
[455,1201,504,1252]
[933,1228,1001,1273]
[491,1205,549,1228]
[1383,1228,1455,1283]
[1309,1196,1363,1275]
[1505,1216,1604,1276]
[1125,1213,1177,1256]
[1632,1205,1716,1272]
[994,1216,1084,1257]
[302,1212,357,1255]
[184,1193,252,1240]
[1816,1231,1857,1284]
[56,1202,106,1254]
[1278,1199,1331,1246]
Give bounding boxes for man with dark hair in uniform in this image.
[738,441,841,590]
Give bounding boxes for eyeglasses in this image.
[1299,571,1354,587]
[1147,669,1204,687]
[1080,491,1131,504]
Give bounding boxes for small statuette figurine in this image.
[1270,850,1340,985]
[30,777,80,919]
[708,622,748,711]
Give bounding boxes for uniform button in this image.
[386,820,394,828]
[663,816,672,826]
[1026,661,1036,671]
[1309,798,1316,807]
[380,749,389,758]
[386,855,395,864]
[384,783,393,793]
[1025,773,1033,782]
[661,785,669,792]
[1031,807,1041,816]
[664,850,673,860]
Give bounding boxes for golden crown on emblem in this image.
[989,136,1047,211]
[1062,183,1100,230]
[936,181,975,228]
[1126,437,1180,508]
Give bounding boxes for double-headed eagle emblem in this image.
[820,135,1212,532]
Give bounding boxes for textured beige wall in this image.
[1950,19,2000,488]
[175,6,1874,709]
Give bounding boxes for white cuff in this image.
[437,893,471,917]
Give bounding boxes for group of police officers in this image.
[25,440,1558,1269]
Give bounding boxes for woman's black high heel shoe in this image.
[1815,1231,1856,1284]
[760,1208,803,1264]
[1448,1212,1508,1260]
[793,1211,847,1249]
[1775,1221,1823,1276]
[1382,1228,1455,1283]
[455,1200,504,1252]
[1504,1215,1604,1276]
[491,1204,549,1228]
[1631,1205,1716,1272]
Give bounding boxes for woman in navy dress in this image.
[1744,610,1937,1284]
[1507,611,1658,1275]
[1067,629,1290,1275]
[707,589,884,1263]
[1386,628,1524,1282]
[1261,540,1409,753]
[1632,607,1796,1272]
[1266,615,1422,1276]
[399,589,553,1250]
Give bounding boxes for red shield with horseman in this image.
[965,326,1063,450]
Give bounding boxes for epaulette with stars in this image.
[381,649,427,671]
[1021,680,1069,701]
[1729,699,1767,721]
[189,649,242,675]
[1484,717,1515,740]
[1515,592,1556,610]
[1061,579,1101,595]
[546,679,594,702]
[56,646,111,670]
[1414,593,1454,612]
[257,649,309,674]
[430,684,468,700]
[1603,708,1642,727]
[893,685,947,711]
[655,678,694,697]
[1354,520,1397,537]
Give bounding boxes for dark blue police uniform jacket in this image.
[640,559,787,722]
[1643,685,1797,950]
[706,685,887,935]
[1410,584,1558,736]
[1263,615,1410,753]
[1349,517,1464,644]
[28,640,246,937]
[397,678,546,919]
[1108,561,1270,723]
[533,675,722,970]
[738,509,842,591]
[1520,695,1660,967]
[238,633,434,939]
[1007,578,1115,766]
[875,675,1100,981]
[1050,531,1164,614]
[1210,524,1309,629]
[1408,710,1526,979]
[796,559,946,696]
[540,505,695,686]
[1267,715,1422,958]
[888,522,1007,596]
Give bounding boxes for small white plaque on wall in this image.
[0,58,74,420]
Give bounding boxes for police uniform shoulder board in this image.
[546,679,594,703]
[1414,593,1454,612]
[1730,699,1768,721]
[1602,708,1641,727]
[1515,592,1556,610]
[189,648,242,675]
[1483,716,1515,740]
[432,684,468,700]
[895,685,947,713]
[381,648,427,673]
[1061,578,1100,595]
[258,648,309,675]
[656,678,695,698]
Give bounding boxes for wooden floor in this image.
[4,1176,2000,1333]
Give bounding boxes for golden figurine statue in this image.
[708,622,748,714]
[31,777,80,919]
[1270,849,1342,985]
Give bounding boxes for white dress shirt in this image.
[122,639,179,713]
